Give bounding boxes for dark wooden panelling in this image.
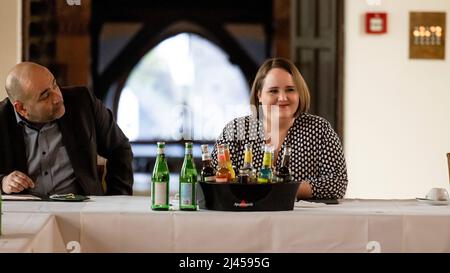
[291,0,343,139]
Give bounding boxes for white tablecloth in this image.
[3,197,450,252]
[0,212,65,252]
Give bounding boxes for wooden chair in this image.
[97,155,107,192]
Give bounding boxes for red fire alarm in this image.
[366,12,387,34]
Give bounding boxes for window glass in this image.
[117,33,251,142]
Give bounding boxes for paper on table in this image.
[1,194,42,201]
[295,200,327,208]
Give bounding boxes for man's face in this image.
[19,67,65,124]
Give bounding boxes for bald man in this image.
[0,62,133,196]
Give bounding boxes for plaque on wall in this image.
[409,12,446,59]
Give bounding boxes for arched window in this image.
[117,33,250,142]
[116,33,251,194]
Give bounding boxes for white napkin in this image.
[294,200,327,208]
[1,194,42,201]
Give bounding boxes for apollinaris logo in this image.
[234,200,254,208]
[66,0,81,6]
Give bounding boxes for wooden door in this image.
[290,0,344,138]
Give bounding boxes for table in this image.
[0,212,65,252]
[2,197,450,252]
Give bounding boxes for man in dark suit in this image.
[0,62,133,196]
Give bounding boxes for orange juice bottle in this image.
[215,145,232,183]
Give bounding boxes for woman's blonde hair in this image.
[250,57,310,118]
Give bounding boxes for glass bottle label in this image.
[180,183,193,205]
[203,176,216,182]
[216,177,228,182]
[153,183,167,205]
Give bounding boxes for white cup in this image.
[426,188,450,201]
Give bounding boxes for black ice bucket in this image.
[197,181,301,211]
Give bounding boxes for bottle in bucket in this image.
[216,144,232,183]
[275,145,292,183]
[238,144,256,183]
[257,144,273,183]
[200,144,216,182]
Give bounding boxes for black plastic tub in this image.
[197,181,301,211]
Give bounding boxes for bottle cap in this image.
[284,145,291,156]
[201,144,209,153]
[157,142,165,148]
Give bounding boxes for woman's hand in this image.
[297,180,313,199]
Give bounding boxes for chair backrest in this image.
[447,153,450,183]
[97,155,107,192]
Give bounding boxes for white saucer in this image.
[416,198,450,206]
[294,200,327,208]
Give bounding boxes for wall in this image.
[56,0,91,86]
[0,0,21,100]
[344,0,450,198]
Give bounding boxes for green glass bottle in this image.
[257,144,273,183]
[151,142,170,210]
[179,142,198,210]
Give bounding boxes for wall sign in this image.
[366,12,387,34]
[409,12,446,59]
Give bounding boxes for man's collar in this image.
[14,108,25,124]
[14,109,46,131]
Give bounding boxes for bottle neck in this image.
[262,152,272,168]
[281,155,290,167]
[156,154,166,166]
[202,158,212,168]
[202,152,211,161]
[244,150,252,164]
[243,155,253,169]
[184,148,193,159]
[218,155,228,168]
[156,149,166,163]
[153,149,168,174]
[157,146,164,154]
[182,148,196,172]
[224,149,232,163]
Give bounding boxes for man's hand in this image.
[1,171,35,194]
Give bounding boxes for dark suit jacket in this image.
[0,86,134,195]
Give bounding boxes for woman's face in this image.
[258,68,299,120]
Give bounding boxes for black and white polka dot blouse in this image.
[211,113,348,199]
